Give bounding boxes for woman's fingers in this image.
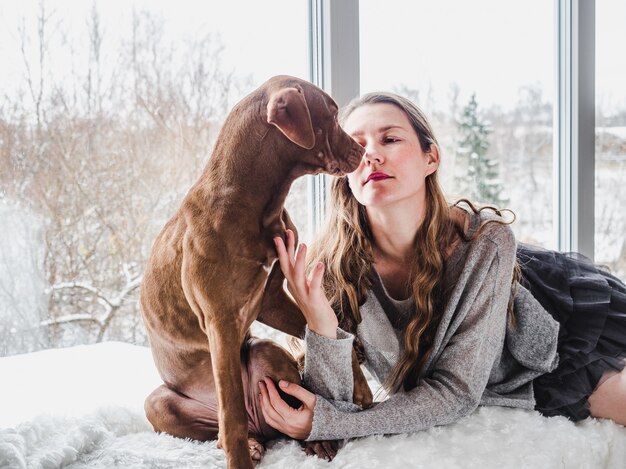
[309,262,324,291]
[286,229,296,265]
[294,243,307,288]
[275,232,307,282]
[274,236,291,276]
[259,381,284,426]
[275,231,325,312]
[260,378,314,440]
[277,380,316,408]
[263,377,299,416]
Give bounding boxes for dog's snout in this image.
[355,142,366,158]
[349,138,365,158]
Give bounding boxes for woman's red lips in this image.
[366,172,391,183]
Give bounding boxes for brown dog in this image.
[140,75,371,469]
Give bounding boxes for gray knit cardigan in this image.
[303,211,560,441]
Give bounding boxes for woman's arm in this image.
[303,326,356,402]
[273,229,360,402]
[306,224,517,440]
[273,230,338,338]
[263,223,517,441]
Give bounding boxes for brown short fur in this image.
[140,75,372,469]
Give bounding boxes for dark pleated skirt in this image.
[517,243,626,421]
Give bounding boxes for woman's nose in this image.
[363,145,384,165]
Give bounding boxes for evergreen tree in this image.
[456,94,508,206]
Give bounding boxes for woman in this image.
[258,92,626,443]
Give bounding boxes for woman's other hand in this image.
[259,377,316,440]
[274,230,338,338]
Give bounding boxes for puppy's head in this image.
[264,76,364,176]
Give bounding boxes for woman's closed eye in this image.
[383,136,400,144]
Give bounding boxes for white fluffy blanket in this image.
[1,343,625,469]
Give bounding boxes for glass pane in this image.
[595,0,626,278]
[0,0,308,355]
[359,0,554,246]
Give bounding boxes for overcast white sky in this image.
[0,0,624,112]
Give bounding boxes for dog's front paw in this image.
[301,439,339,461]
[248,437,266,464]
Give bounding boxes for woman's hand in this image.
[259,377,316,440]
[274,230,338,338]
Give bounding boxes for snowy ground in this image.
[1,342,625,469]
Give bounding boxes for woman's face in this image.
[343,103,439,210]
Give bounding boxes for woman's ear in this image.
[425,143,440,176]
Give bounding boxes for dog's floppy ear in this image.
[267,87,315,149]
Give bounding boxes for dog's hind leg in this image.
[242,337,303,424]
[145,336,302,465]
[144,385,220,441]
[144,386,267,464]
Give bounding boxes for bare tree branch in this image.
[47,281,114,309]
[40,314,102,327]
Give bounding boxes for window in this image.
[595,0,626,278]
[359,0,555,247]
[1,1,623,357]
[0,0,308,355]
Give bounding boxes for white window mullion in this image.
[555,0,595,259]
[308,0,360,233]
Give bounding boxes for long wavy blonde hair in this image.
[307,92,517,394]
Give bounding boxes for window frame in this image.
[555,0,595,259]
[309,0,597,259]
[307,0,359,231]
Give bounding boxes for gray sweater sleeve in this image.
[304,223,517,441]
[303,326,355,402]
